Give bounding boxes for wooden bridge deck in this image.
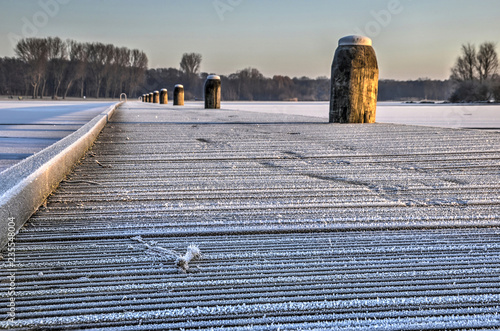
[2,102,500,330]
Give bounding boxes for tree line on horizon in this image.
[0,37,148,99]
[1,37,497,102]
[142,44,500,103]
[144,53,452,102]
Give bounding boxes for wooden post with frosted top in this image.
[329,35,379,123]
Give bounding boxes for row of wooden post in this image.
[142,85,185,106]
[141,76,221,110]
[141,35,378,123]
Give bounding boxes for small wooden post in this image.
[329,35,379,123]
[142,94,146,102]
[204,75,221,109]
[160,89,168,104]
[149,93,153,103]
[174,84,184,106]
[153,91,160,104]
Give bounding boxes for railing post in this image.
[204,75,221,109]
[174,84,184,106]
[329,35,378,123]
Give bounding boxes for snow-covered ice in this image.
[0,101,116,172]
[221,101,500,129]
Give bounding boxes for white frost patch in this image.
[132,236,201,272]
[176,245,202,272]
[339,35,372,46]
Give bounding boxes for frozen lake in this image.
[0,101,115,173]
[221,101,500,130]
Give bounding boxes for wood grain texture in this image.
[204,78,221,109]
[174,85,184,106]
[330,45,379,123]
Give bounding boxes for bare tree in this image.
[180,53,202,75]
[101,44,116,98]
[128,49,148,96]
[450,42,500,102]
[64,39,88,98]
[476,42,498,82]
[451,43,477,82]
[46,37,68,99]
[15,38,48,98]
[110,47,130,98]
[179,53,202,99]
[86,42,111,98]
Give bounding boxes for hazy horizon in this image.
[1,0,499,80]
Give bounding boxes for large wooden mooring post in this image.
[174,84,184,106]
[329,35,379,123]
[160,89,168,104]
[204,75,221,109]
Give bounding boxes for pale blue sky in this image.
[1,0,499,80]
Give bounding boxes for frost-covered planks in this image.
[1,102,500,330]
